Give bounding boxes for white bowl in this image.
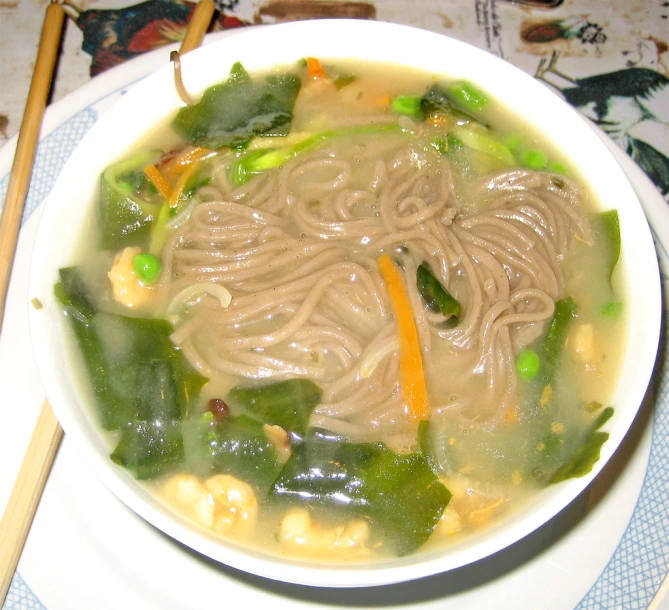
[28,19,661,588]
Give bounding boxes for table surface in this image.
[0,1,668,609]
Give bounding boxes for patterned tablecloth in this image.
[1,0,668,199]
[0,1,667,609]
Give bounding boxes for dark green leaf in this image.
[271,436,451,556]
[111,416,184,480]
[420,84,485,126]
[183,415,282,493]
[541,296,577,378]
[416,262,460,319]
[98,151,162,251]
[172,64,301,149]
[226,379,322,437]
[55,268,208,478]
[228,61,250,84]
[548,407,614,484]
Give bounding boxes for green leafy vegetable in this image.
[172,62,301,149]
[430,134,464,156]
[541,296,577,379]
[54,267,208,479]
[420,84,484,125]
[110,410,185,479]
[99,151,162,250]
[229,123,407,185]
[271,432,451,556]
[548,407,614,484]
[225,379,322,437]
[183,415,282,492]
[416,262,461,320]
[597,209,621,282]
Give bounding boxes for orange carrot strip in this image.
[306,57,326,79]
[143,164,173,199]
[377,254,429,421]
[170,146,215,175]
[168,161,199,208]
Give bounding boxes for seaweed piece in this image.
[271,434,451,556]
[172,62,301,149]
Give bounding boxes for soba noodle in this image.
[161,144,586,444]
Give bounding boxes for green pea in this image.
[391,95,422,118]
[517,349,540,379]
[521,149,548,170]
[132,252,162,284]
[200,411,214,423]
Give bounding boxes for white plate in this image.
[1,32,668,610]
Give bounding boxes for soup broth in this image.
[55,59,626,562]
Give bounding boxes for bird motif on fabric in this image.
[536,51,669,198]
[61,0,246,77]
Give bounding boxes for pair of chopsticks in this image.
[0,0,216,602]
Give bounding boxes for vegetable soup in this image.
[54,58,626,561]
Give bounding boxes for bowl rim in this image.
[27,18,662,588]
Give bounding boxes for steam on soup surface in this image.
[55,59,626,561]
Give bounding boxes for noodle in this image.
[165,137,589,437]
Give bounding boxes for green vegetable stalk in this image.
[229,123,408,185]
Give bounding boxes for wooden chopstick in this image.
[0,2,65,334]
[180,0,216,55]
[0,401,62,600]
[0,1,216,603]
